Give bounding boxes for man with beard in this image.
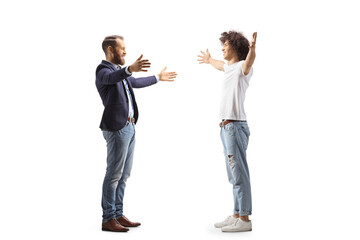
[96,35,177,232]
[198,31,257,232]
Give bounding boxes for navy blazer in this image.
[96,60,157,131]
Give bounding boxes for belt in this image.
[127,117,135,123]
[219,120,246,127]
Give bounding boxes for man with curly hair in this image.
[198,31,257,232]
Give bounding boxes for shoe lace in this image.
[231,218,241,226]
[225,215,234,223]
[223,216,230,222]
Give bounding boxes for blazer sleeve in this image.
[96,66,131,85]
[128,76,158,88]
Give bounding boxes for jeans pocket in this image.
[117,124,128,135]
[224,122,235,136]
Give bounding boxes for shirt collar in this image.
[104,60,121,69]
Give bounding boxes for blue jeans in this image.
[220,121,252,216]
[101,123,135,222]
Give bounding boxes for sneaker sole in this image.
[221,228,252,232]
[214,223,237,228]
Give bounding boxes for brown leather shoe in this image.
[117,215,141,227]
[102,219,129,232]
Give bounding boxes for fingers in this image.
[140,61,151,67]
[139,59,150,64]
[197,56,205,63]
[138,62,151,72]
[253,32,257,42]
[198,50,209,64]
[130,55,152,72]
[167,72,177,76]
[139,65,151,71]
[159,68,178,81]
[164,72,177,81]
[139,59,151,70]
[248,32,257,48]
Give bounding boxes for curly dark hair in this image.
[220,31,249,61]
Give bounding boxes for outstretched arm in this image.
[129,66,177,87]
[242,32,257,75]
[128,54,177,86]
[198,49,225,71]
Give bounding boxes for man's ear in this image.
[107,46,114,55]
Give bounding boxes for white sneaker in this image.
[221,218,252,232]
[214,215,237,228]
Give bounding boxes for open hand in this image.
[197,49,211,64]
[158,67,177,81]
[129,54,151,72]
[249,32,257,49]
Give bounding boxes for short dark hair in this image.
[220,31,249,61]
[102,35,123,54]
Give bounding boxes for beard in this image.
[113,51,125,66]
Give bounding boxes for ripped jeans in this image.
[220,121,252,216]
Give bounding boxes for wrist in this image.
[125,66,132,75]
[128,65,133,73]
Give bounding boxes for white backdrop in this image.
[1,0,360,239]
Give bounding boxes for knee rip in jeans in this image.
[228,155,235,168]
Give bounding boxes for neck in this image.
[227,56,240,66]
[105,54,115,64]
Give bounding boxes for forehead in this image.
[222,40,230,47]
[115,38,125,48]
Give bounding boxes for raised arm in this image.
[198,49,225,71]
[242,32,257,75]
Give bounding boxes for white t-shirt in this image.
[219,60,253,120]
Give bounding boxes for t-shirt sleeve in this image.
[239,60,253,82]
